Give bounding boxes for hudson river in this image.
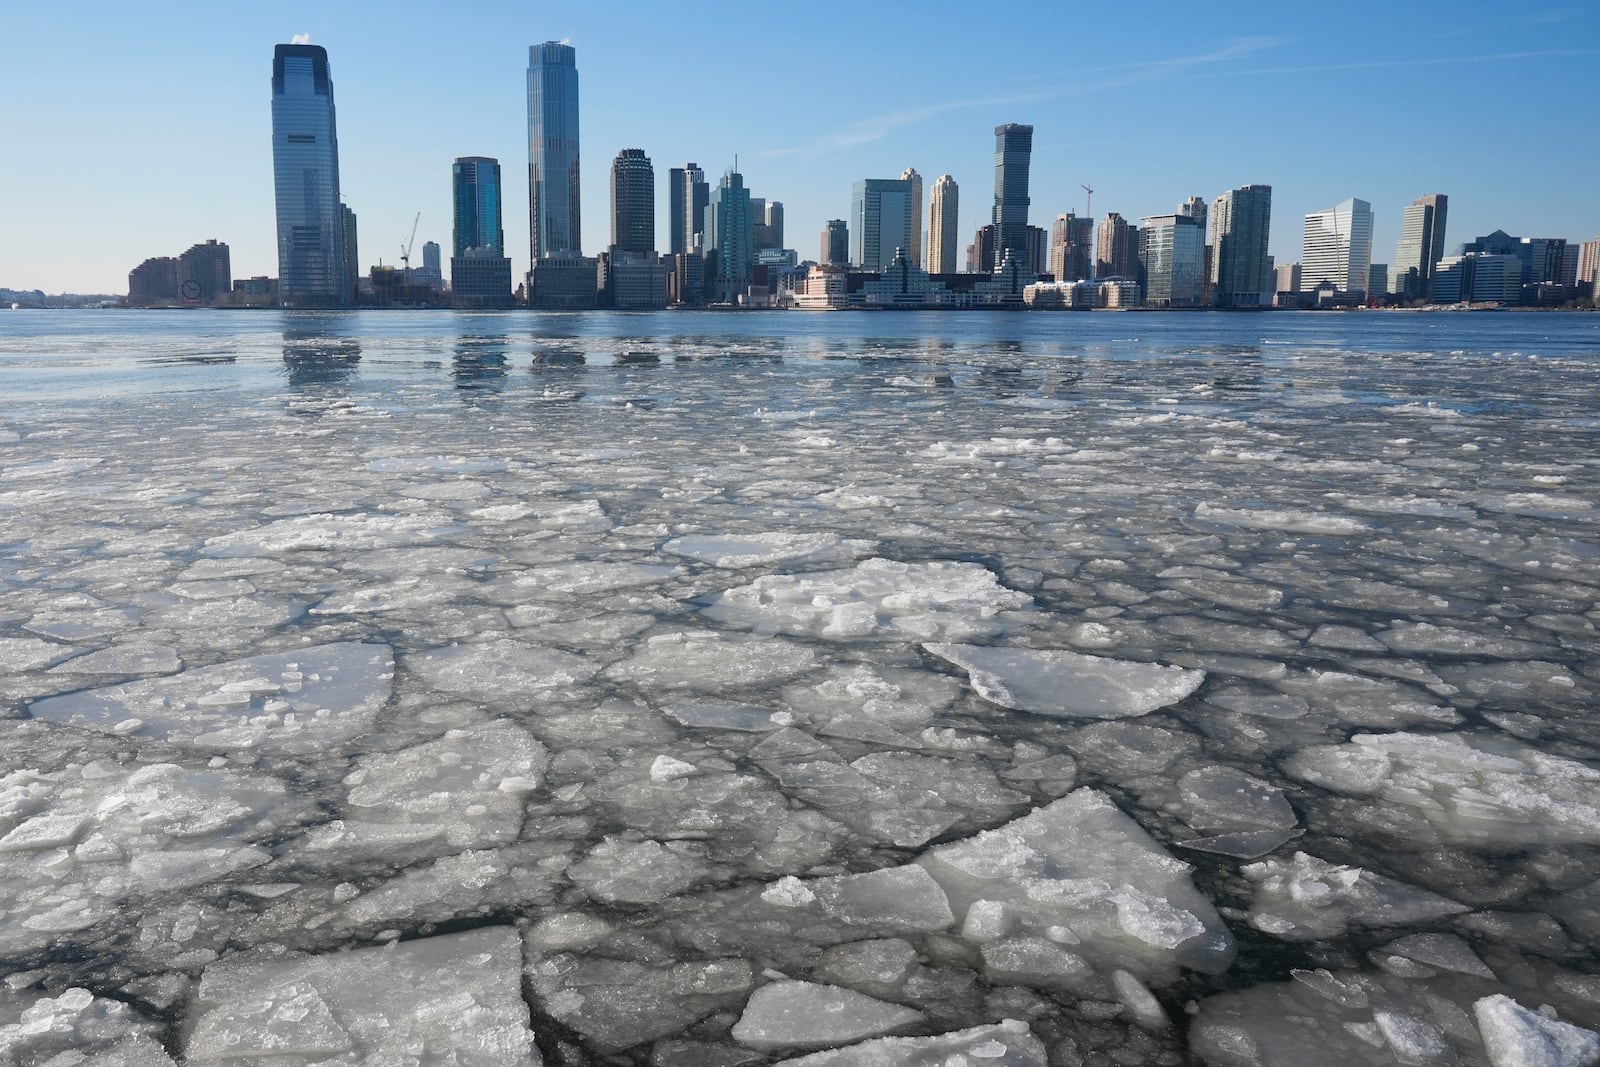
[1,308,1598,1065]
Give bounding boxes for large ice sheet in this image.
[27,643,394,755]
[925,643,1205,719]
[309,719,548,854]
[768,1018,1047,1066]
[1286,732,1600,846]
[183,926,540,1065]
[732,980,922,1051]
[917,789,1235,985]
[0,988,170,1066]
[703,558,1035,641]
[0,761,308,955]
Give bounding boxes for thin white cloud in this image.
[291,32,311,45]
[756,36,1287,160]
[1219,47,1600,78]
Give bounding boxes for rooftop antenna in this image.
[1081,184,1094,219]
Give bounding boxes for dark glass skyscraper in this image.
[271,44,347,307]
[452,157,504,257]
[991,123,1033,271]
[527,42,581,260]
[610,149,655,255]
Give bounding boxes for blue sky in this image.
[2,1,1596,293]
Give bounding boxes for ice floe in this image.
[28,643,394,755]
[925,643,1205,719]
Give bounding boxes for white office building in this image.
[1300,198,1374,297]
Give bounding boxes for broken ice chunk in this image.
[1287,731,1600,847]
[525,954,752,1054]
[663,531,871,568]
[405,637,597,702]
[604,631,817,692]
[1474,993,1600,1067]
[704,558,1036,642]
[1172,765,1297,832]
[731,980,922,1051]
[767,1018,1047,1066]
[567,837,706,903]
[924,643,1204,719]
[28,643,394,756]
[919,789,1234,984]
[333,720,549,853]
[183,927,538,1065]
[1242,851,1467,940]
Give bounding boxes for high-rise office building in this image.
[822,220,849,266]
[1390,194,1448,301]
[1138,214,1204,307]
[1577,236,1600,300]
[666,163,708,255]
[1211,184,1273,307]
[527,41,581,260]
[1026,225,1048,278]
[451,156,512,308]
[610,149,654,254]
[711,169,753,295]
[1095,213,1138,280]
[970,224,996,274]
[1300,198,1374,296]
[271,43,348,307]
[928,174,958,274]
[900,168,924,268]
[452,157,504,257]
[755,201,784,251]
[851,177,914,271]
[991,124,1033,270]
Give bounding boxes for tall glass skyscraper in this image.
[452,157,504,258]
[1210,184,1273,307]
[1391,194,1448,300]
[991,124,1033,271]
[850,177,913,271]
[271,43,347,307]
[527,41,581,261]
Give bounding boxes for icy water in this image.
[2,308,1600,1065]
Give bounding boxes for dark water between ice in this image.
[1,308,1599,1065]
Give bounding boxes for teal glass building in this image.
[452,157,505,258]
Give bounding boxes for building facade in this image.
[850,177,914,271]
[710,169,753,298]
[1138,214,1204,307]
[451,156,511,308]
[527,41,581,260]
[610,149,654,255]
[452,157,504,257]
[991,124,1033,271]
[1390,194,1448,301]
[1300,197,1374,297]
[1095,213,1139,280]
[667,163,708,256]
[1210,184,1273,307]
[928,174,959,275]
[821,220,849,266]
[271,43,348,307]
[178,240,232,304]
[1048,213,1093,282]
[900,168,924,268]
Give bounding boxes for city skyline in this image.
[3,1,1597,293]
